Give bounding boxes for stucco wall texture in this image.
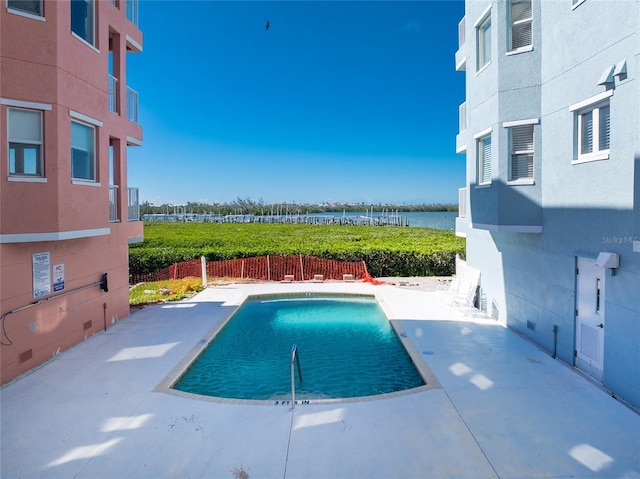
[456,0,640,409]
[0,0,143,383]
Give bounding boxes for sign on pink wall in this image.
[53,263,65,292]
[32,252,50,298]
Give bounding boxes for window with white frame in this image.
[509,0,532,51]
[8,0,43,16]
[477,133,492,184]
[574,101,610,162]
[71,121,96,180]
[476,9,491,71]
[71,0,95,45]
[509,124,534,181]
[8,108,43,177]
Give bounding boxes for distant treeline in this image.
[140,198,458,216]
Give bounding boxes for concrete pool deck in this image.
[1,282,639,479]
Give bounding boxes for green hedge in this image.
[129,223,465,277]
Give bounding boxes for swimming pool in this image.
[167,293,435,403]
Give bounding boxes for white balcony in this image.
[455,187,469,237]
[458,187,467,218]
[459,102,467,133]
[108,75,118,114]
[109,185,119,222]
[455,17,466,71]
[456,102,468,153]
[128,187,140,221]
[111,186,140,222]
[126,86,139,123]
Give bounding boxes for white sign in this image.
[33,252,51,299]
[53,263,65,292]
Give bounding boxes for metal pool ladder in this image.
[290,344,303,410]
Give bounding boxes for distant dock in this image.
[141,212,410,227]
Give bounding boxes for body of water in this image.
[306,211,457,229]
[142,210,459,230]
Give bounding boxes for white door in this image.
[575,257,605,381]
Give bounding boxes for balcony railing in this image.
[455,16,467,71]
[109,185,119,222]
[458,17,466,48]
[458,187,467,218]
[126,86,138,123]
[128,187,140,221]
[126,0,138,26]
[108,75,118,114]
[459,102,467,133]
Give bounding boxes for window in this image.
[71,121,95,181]
[8,108,43,176]
[509,0,532,51]
[476,10,491,71]
[576,102,610,162]
[7,0,42,16]
[509,124,534,181]
[569,91,612,163]
[71,0,95,45]
[126,0,139,26]
[477,133,492,184]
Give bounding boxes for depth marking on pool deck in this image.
[155,291,442,405]
[274,400,316,406]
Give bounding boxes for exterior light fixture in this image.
[613,59,627,79]
[597,65,615,86]
[594,252,619,269]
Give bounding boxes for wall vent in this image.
[527,320,536,331]
[83,320,92,331]
[19,349,33,363]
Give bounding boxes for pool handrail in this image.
[290,344,303,410]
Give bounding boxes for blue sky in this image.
[127,1,465,205]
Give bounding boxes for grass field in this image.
[129,222,465,277]
[129,278,204,306]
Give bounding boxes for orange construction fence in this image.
[130,255,376,285]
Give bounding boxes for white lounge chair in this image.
[448,266,480,313]
[436,254,467,298]
[436,255,481,315]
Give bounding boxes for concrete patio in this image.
[1,282,639,478]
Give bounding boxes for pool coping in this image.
[153,291,441,406]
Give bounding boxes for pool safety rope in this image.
[130,255,382,285]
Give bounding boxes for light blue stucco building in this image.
[454,0,640,410]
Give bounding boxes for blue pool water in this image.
[173,294,425,400]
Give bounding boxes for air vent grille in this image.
[19,349,33,363]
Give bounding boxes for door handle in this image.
[596,323,604,329]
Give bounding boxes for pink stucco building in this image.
[0,0,142,384]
